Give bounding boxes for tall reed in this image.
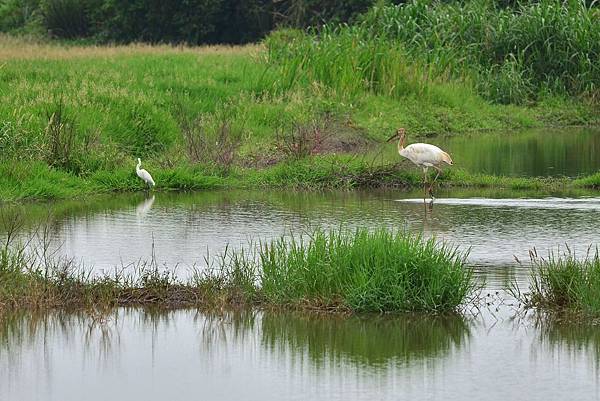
[267,0,600,103]
[359,0,600,102]
[265,26,442,99]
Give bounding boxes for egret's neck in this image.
[136,160,141,171]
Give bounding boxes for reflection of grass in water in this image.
[0,308,469,373]
[0,308,203,365]
[0,310,116,361]
[536,316,600,369]
[260,312,470,368]
[198,310,259,351]
[437,128,600,178]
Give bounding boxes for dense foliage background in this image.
[0,0,382,43]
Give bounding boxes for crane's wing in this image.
[405,143,452,165]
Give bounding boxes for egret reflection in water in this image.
[136,195,155,217]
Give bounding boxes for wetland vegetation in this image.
[0,0,599,317]
[519,248,600,317]
[1,2,600,399]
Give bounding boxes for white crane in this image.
[136,158,155,189]
[387,128,453,201]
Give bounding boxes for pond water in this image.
[1,306,599,401]
[436,127,600,177]
[8,189,600,279]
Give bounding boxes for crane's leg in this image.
[428,166,443,200]
[422,167,429,202]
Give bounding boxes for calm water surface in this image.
[437,127,600,177]
[10,189,600,279]
[1,306,599,401]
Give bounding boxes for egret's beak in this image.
[387,133,398,142]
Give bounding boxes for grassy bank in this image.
[0,155,596,201]
[518,249,600,318]
[0,29,598,200]
[0,226,474,314]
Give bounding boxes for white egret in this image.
[387,128,453,201]
[136,158,155,189]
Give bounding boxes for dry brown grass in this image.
[0,34,262,61]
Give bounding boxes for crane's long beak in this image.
[386,133,398,142]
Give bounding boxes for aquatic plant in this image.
[522,247,600,316]
[259,227,474,312]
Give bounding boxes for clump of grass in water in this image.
[259,228,474,313]
[523,247,600,317]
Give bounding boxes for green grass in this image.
[574,172,600,189]
[0,226,474,314]
[0,238,255,311]
[258,227,474,313]
[522,248,600,317]
[356,0,600,103]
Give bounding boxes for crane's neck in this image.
[397,136,405,154]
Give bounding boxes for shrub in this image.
[0,0,41,33]
[3,0,381,43]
